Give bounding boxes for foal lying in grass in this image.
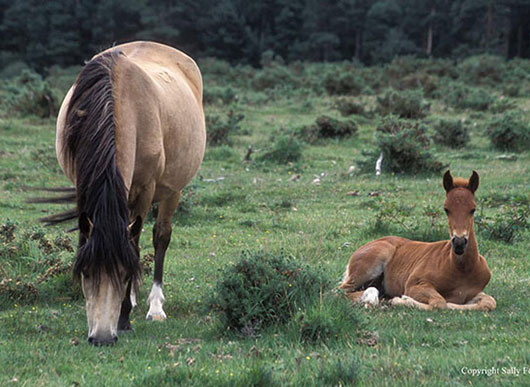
[340,171,496,311]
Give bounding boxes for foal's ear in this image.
[79,212,93,238]
[468,170,479,193]
[443,170,453,193]
[128,215,143,240]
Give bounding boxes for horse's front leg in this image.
[146,191,181,321]
[447,292,496,311]
[392,282,447,310]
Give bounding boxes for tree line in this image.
[1,0,529,72]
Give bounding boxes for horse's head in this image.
[75,213,142,346]
[442,170,479,256]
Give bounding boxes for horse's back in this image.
[107,42,206,199]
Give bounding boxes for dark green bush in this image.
[1,70,61,117]
[376,88,429,119]
[397,72,440,97]
[209,250,329,334]
[206,110,245,146]
[259,134,303,163]
[334,97,366,116]
[486,110,530,151]
[323,72,364,96]
[432,119,470,148]
[251,66,299,91]
[203,85,238,105]
[476,205,529,243]
[358,116,445,174]
[457,55,506,86]
[489,97,517,114]
[439,82,494,111]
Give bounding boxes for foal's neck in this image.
[452,227,479,270]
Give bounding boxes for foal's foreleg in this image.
[146,191,181,321]
[447,292,496,311]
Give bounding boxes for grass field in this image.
[1,58,529,386]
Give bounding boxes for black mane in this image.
[65,50,140,290]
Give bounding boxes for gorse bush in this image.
[206,110,245,146]
[203,85,238,105]
[376,88,428,119]
[476,205,529,244]
[358,116,445,174]
[209,250,329,334]
[334,97,366,116]
[0,221,75,304]
[486,110,530,151]
[323,72,364,96]
[297,115,358,144]
[433,119,470,148]
[439,82,494,111]
[457,55,506,86]
[259,134,303,163]
[0,70,61,117]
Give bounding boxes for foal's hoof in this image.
[146,311,167,321]
[391,296,413,307]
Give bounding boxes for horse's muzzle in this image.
[451,236,468,255]
[88,335,118,346]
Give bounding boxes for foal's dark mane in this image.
[65,50,140,290]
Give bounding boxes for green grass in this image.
[1,65,530,386]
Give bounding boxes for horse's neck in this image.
[452,227,479,270]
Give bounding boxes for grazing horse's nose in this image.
[88,335,118,346]
[451,236,468,255]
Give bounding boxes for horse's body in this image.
[340,171,496,311]
[55,41,206,344]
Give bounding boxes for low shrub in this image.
[489,97,517,114]
[251,65,299,91]
[457,55,506,86]
[323,72,364,96]
[476,205,529,244]
[203,85,238,105]
[358,115,445,174]
[432,119,470,148]
[209,250,329,334]
[0,70,61,117]
[376,88,429,119]
[0,222,75,304]
[259,134,303,163]
[298,115,358,144]
[206,110,245,146]
[439,82,494,111]
[334,97,366,116]
[486,110,530,151]
[396,72,440,97]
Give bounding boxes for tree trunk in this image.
[426,5,435,56]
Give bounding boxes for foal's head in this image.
[442,170,479,256]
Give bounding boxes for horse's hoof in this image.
[391,296,411,306]
[146,311,167,321]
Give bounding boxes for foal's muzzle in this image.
[88,335,118,346]
[451,236,468,255]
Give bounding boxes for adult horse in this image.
[340,171,496,311]
[54,41,205,345]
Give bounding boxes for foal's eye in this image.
[444,208,449,215]
[470,209,476,215]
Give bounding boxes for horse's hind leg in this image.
[146,191,181,321]
[118,184,155,331]
[339,239,398,305]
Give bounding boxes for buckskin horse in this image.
[340,171,496,311]
[49,41,206,345]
